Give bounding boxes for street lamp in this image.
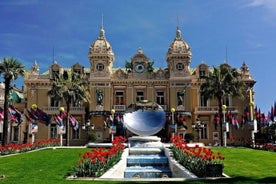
[111,109,116,142]
[82,120,94,131]
[171,108,176,137]
[249,101,257,147]
[222,105,228,147]
[192,118,205,142]
[82,119,95,143]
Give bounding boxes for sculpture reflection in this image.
[123,101,166,136]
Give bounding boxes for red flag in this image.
[54,114,63,127]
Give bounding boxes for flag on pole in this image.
[54,114,63,127]
[27,107,50,126]
[0,107,4,121]
[69,115,79,130]
[231,116,239,129]
[9,105,23,125]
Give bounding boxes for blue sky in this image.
[1,0,276,113]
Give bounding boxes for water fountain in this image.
[100,101,197,180]
[124,136,172,178]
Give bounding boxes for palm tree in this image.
[200,64,244,146]
[0,57,25,146]
[48,70,90,146]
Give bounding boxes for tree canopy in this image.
[0,57,25,146]
[200,64,245,146]
[48,70,90,146]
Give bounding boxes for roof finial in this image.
[101,13,104,29]
[31,60,39,74]
[176,26,181,40]
[99,14,105,39]
[52,47,56,63]
[176,16,182,40]
[225,45,228,63]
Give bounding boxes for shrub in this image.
[171,136,224,177]
[0,139,60,156]
[73,136,126,177]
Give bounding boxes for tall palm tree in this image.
[200,64,244,146]
[0,57,25,146]
[48,70,90,146]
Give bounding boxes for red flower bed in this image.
[73,136,126,177]
[171,136,224,177]
[0,139,60,155]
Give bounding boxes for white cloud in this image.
[246,0,276,13]
[242,0,276,26]
[246,0,266,7]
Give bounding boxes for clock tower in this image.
[88,22,115,111]
[166,26,192,78]
[88,24,114,79]
[130,48,151,79]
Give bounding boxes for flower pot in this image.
[205,164,223,177]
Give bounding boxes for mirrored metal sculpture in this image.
[123,101,166,136]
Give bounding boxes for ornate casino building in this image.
[23,24,256,146]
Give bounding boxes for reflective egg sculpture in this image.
[123,101,166,136]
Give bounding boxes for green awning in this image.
[9,90,24,103]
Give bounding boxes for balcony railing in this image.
[112,105,168,111]
[195,106,237,113]
[113,105,126,111]
[43,106,85,115]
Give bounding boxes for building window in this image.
[50,124,58,139]
[72,129,80,139]
[96,63,104,71]
[52,70,59,79]
[200,93,208,107]
[222,95,230,107]
[177,91,185,106]
[72,100,82,107]
[12,126,19,141]
[115,91,125,105]
[50,97,59,107]
[176,63,184,71]
[156,91,165,105]
[199,68,206,78]
[200,123,208,139]
[136,91,144,102]
[73,69,81,74]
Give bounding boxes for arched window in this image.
[200,93,208,107]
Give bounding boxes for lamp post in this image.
[192,118,205,142]
[30,104,39,144]
[57,107,65,146]
[171,108,176,137]
[111,109,116,142]
[222,105,228,147]
[249,101,257,147]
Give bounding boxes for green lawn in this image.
[0,147,275,184]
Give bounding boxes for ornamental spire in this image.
[99,14,105,39]
[31,60,39,75]
[176,26,182,40]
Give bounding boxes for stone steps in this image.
[125,146,172,178]
[127,154,168,166]
[124,166,172,178]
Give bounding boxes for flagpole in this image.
[60,134,63,146]
[171,108,175,137]
[111,109,115,142]
[31,133,35,144]
[222,105,227,147]
[31,121,37,144]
